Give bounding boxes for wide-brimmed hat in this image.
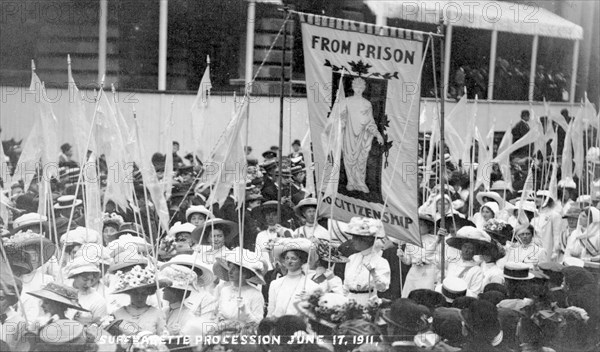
[476,192,504,208]
[112,264,172,294]
[435,277,468,303]
[435,215,475,231]
[185,205,214,222]
[558,178,577,189]
[2,230,57,270]
[272,237,315,262]
[503,262,534,280]
[446,226,495,255]
[114,222,145,238]
[262,150,277,159]
[60,227,100,246]
[11,213,48,234]
[168,222,196,238]
[194,218,238,246]
[108,252,149,273]
[213,249,266,286]
[513,200,538,214]
[407,289,447,311]
[294,197,318,218]
[315,239,349,263]
[344,217,385,238]
[482,219,513,245]
[161,254,215,287]
[381,298,431,332]
[53,195,83,210]
[490,180,512,192]
[66,255,101,279]
[158,264,198,292]
[109,235,153,258]
[562,206,582,219]
[28,282,89,311]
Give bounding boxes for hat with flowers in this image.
[345,217,385,238]
[113,264,171,294]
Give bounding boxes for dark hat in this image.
[446,226,496,256]
[14,193,39,213]
[54,195,83,210]
[261,159,278,170]
[503,262,534,280]
[381,298,431,332]
[407,289,447,312]
[246,193,264,202]
[483,283,509,296]
[483,219,514,245]
[562,266,594,290]
[432,307,465,345]
[253,200,294,220]
[114,222,145,238]
[195,218,239,246]
[460,300,501,340]
[291,165,304,174]
[436,215,475,231]
[478,291,506,306]
[262,150,277,159]
[292,139,301,146]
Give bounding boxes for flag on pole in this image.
[67,55,94,160]
[496,123,514,190]
[571,106,585,178]
[444,94,472,163]
[493,110,542,163]
[201,96,249,208]
[191,57,212,162]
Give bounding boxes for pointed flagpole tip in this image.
[31,60,36,71]
[67,54,71,65]
[206,55,210,64]
[111,83,116,94]
[99,74,106,88]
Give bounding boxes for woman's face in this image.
[72,273,97,292]
[129,289,149,307]
[517,229,534,245]
[436,199,451,214]
[481,206,495,221]
[103,225,118,244]
[578,212,589,228]
[461,242,475,260]
[208,229,225,249]
[189,213,206,227]
[283,251,303,272]
[302,208,316,224]
[352,79,366,94]
[41,298,65,316]
[228,264,251,287]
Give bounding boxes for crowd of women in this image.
[0,141,599,352]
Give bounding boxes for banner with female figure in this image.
[300,13,423,244]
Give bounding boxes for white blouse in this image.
[267,271,319,318]
[217,284,264,323]
[343,248,390,293]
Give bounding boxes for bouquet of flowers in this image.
[302,290,380,327]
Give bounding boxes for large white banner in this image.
[301,14,422,245]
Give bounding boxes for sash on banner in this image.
[300,14,423,245]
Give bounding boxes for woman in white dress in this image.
[564,206,600,262]
[66,256,107,326]
[340,77,384,193]
[399,215,440,297]
[267,238,319,317]
[213,249,265,325]
[532,191,563,262]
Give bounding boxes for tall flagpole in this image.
[276,7,289,223]
[438,19,447,282]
